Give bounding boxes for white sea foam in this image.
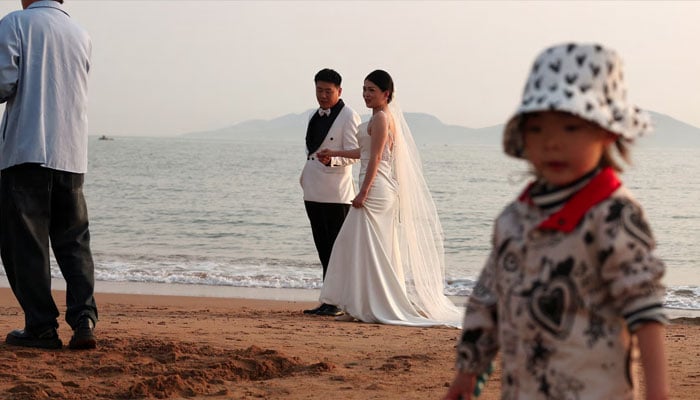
[8,256,691,311]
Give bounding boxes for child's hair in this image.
[504,43,651,170]
[601,140,630,172]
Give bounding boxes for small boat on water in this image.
[98,135,114,141]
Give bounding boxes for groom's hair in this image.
[315,69,342,87]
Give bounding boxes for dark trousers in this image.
[304,201,350,280]
[1,164,98,334]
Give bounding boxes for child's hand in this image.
[443,372,475,400]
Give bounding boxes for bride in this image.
[316,70,462,328]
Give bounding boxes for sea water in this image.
[1,136,698,311]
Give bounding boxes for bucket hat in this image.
[503,43,652,158]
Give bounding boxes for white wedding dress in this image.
[319,108,463,328]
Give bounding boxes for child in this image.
[444,43,670,400]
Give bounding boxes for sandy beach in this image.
[0,287,698,400]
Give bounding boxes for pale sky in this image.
[1,0,699,136]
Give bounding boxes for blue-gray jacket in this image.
[0,1,91,173]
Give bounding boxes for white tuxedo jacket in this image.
[300,105,360,204]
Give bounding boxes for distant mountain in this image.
[185,110,700,147]
[642,111,700,148]
[184,110,482,145]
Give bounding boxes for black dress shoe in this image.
[69,317,96,350]
[303,304,324,315]
[6,328,62,349]
[316,304,344,317]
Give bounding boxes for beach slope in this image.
[0,288,697,399]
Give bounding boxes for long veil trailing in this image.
[389,99,463,326]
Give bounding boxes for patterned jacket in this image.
[456,167,667,400]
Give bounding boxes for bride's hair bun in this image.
[365,70,394,103]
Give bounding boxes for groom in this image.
[300,69,360,316]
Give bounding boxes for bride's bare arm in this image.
[354,112,389,207]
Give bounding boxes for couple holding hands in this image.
[300,68,463,327]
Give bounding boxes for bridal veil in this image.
[389,99,463,326]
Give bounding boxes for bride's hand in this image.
[352,192,367,208]
[317,148,332,159]
[316,149,332,165]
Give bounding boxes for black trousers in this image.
[1,164,98,334]
[304,201,350,280]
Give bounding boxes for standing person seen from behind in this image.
[0,0,98,350]
[300,68,360,317]
[316,70,463,327]
[444,43,669,399]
